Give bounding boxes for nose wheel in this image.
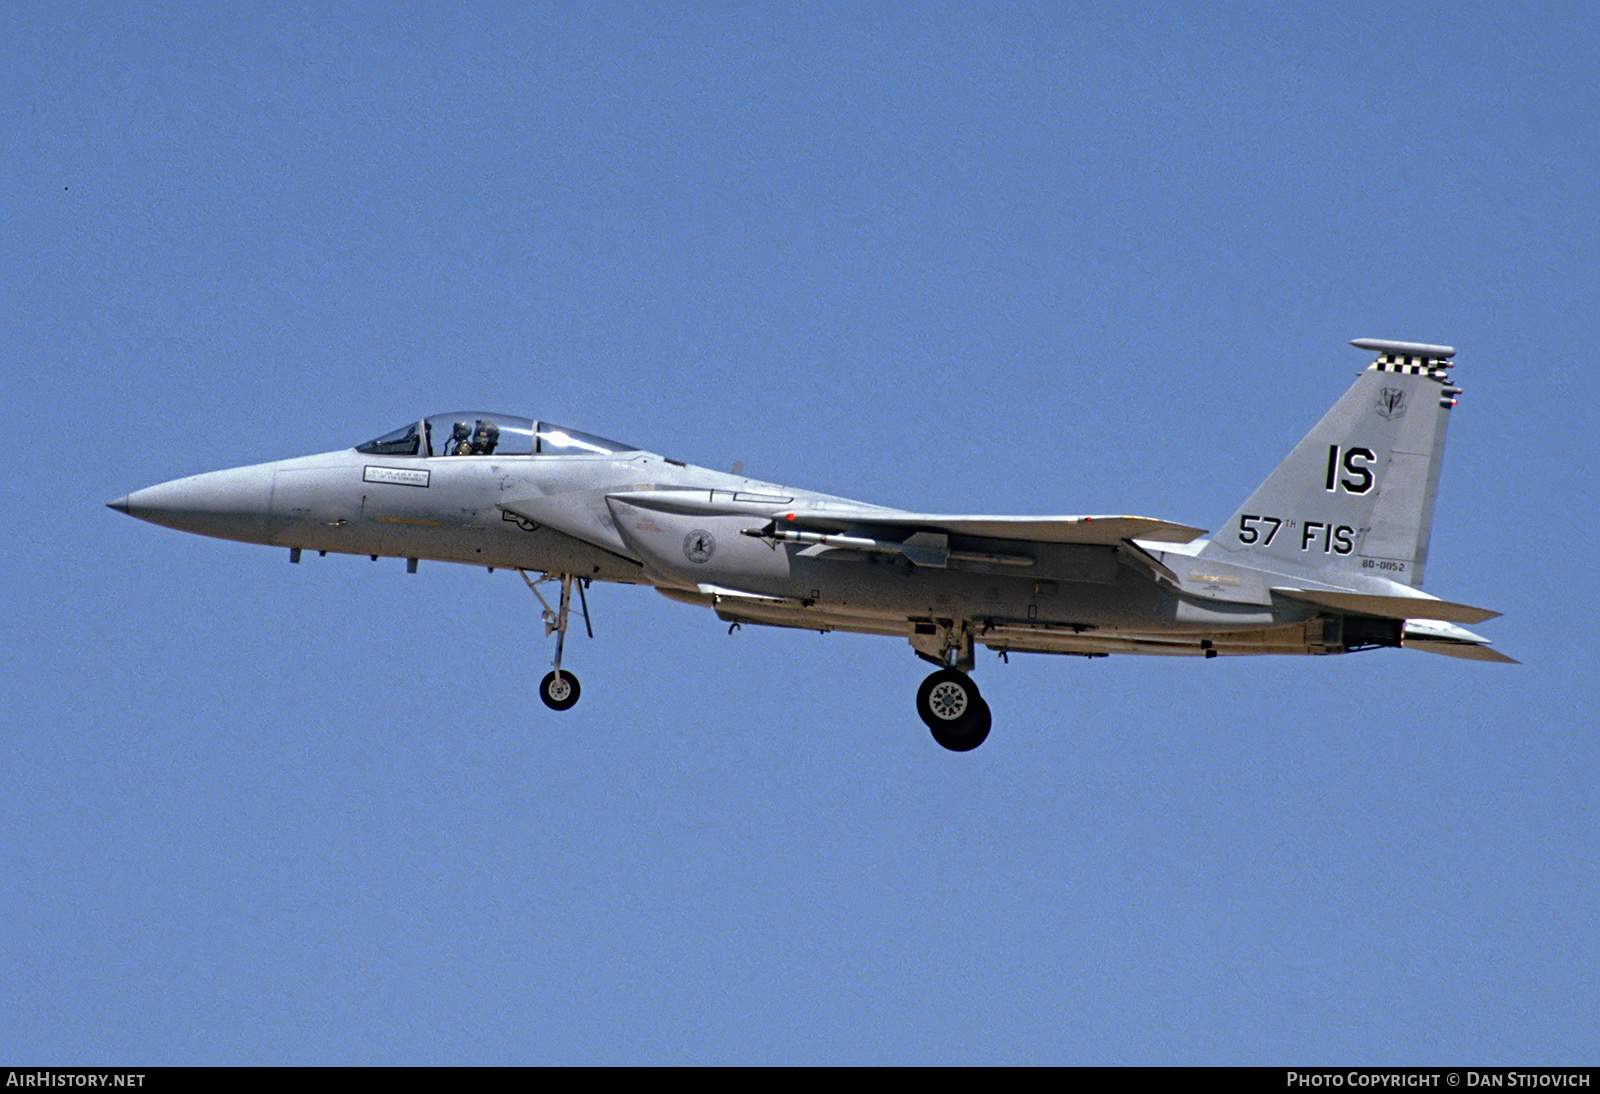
[539,669,581,711]
[915,669,991,751]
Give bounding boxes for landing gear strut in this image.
[520,571,591,711]
[915,668,991,752]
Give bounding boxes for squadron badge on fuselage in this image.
[683,530,716,564]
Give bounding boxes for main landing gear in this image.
[915,668,991,751]
[520,571,591,711]
[908,619,993,750]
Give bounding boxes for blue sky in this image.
[4,1,1595,1064]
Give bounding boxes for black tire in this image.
[916,668,980,729]
[929,696,991,752]
[915,670,992,750]
[539,670,581,711]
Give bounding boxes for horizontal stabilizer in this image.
[1401,618,1519,663]
[1273,587,1499,624]
[1404,637,1519,663]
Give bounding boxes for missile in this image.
[740,522,1032,567]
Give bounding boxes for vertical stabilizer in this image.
[1199,339,1462,588]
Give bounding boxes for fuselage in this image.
[110,412,1328,660]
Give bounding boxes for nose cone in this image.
[108,465,274,545]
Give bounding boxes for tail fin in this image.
[1199,338,1462,589]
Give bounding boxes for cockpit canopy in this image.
[355,413,637,458]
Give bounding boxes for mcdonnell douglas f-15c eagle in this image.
[110,338,1510,751]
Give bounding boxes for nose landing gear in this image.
[520,571,591,711]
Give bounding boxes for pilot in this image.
[471,419,500,455]
[447,421,473,456]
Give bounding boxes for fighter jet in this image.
[109,338,1510,751]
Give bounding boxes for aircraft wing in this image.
[776,508,1207,546]
[607,489,1203,573]
[612,490,1205,547]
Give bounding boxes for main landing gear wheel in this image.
[539,670,581,711]
[915,669,992,752]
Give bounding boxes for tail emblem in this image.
[1376,388,1407,419]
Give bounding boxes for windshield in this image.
[356,414,636,457]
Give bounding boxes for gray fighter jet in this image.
[109,338,1510,751]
